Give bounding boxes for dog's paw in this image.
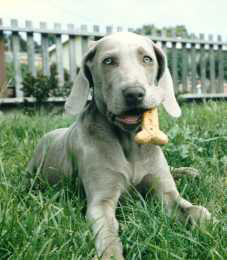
[185,205,211,225]
[93,248,124,260]
[93,254,124,260]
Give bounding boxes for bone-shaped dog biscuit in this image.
[135,108,168,145]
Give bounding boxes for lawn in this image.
[0,102,226,259]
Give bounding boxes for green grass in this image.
[0,102,226,259]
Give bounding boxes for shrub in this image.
[21,63,73,108]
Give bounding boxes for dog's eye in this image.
[103,57,113,65]
[143,56,153,64]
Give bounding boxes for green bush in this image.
[21,63,73,106]
[6,63,30,94]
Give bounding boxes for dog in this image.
[27,32,211,259]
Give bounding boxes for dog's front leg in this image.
[142,147,211,225]
[87,199,124,260]
[84,176,124,260]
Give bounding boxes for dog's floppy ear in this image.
[152,43,181,118]
[159,67,181,117]
[65,41,97,116]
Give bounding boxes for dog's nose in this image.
[123,87,145,105]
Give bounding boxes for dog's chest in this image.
[121,139,155,185]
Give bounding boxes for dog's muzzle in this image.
[108,108,146,132]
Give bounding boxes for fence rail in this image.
[0,18,226,100]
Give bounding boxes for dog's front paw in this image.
[93,248,124,260]
[94,254,124,260]
[185,205,211,225]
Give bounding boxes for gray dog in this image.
[27,32,211,260]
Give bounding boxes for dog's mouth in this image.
[115,109,143,125]
[108,108,146,131]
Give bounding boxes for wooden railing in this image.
[0,19,226,100]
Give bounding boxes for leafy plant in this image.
[21,63,73,109]
[6,63,30,95]
[47,63,73,97]
[22,73,51,103]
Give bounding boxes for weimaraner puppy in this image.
[27,32,211,260]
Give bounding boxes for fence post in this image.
[93,25,100,33]
[190,34,197,94]
[68,24,77,81]
[199,34,207,93]
[106,26,113,34]
[208,34,216,93]
[117,26,123,32]
[171,30,178,92]
[150,26,157,37]
[217,35,224,93]
[54,23,64,86]
[40,22,50,76]
[160,29,167,54]
[0,18,6,96]
[81,24,89,55]
[11,19,23,97]
[74,25,88,69]
[182,41,188,92]
[74,36,83,69]
[26,20,36,77]
[93,25,101,41]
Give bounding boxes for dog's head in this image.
[65,32,181,132]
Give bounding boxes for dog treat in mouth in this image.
[135,107,168,145]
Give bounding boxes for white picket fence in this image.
[0,18,227,103]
